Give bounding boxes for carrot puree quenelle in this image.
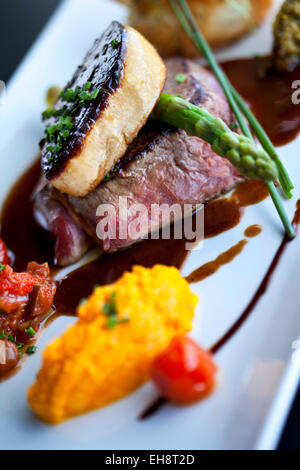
[28,265,197,424]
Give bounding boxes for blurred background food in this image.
[117,0,274,57]
[273,0,300,71]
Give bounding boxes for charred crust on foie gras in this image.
[41,21,166,197]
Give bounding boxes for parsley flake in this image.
[231,122,239,130]
[103,292,130,328]
[26,345,37,355]
[0,330,6,339]
[0,263,6,273]
[25,327,36,338]
[110,39,119,49]
[175,74,187,83]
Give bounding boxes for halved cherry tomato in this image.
[152,336,217,404]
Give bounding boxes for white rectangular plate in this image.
[0,0,299,450]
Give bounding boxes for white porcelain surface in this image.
[0,0,299,450]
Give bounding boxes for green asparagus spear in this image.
[153,93,279,183]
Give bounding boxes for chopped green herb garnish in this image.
[91,89,100,99]
[103,304,115,316]
[26,345,37,355]
[42,82,100,161]
[0,330,6,340]
[110,39,119,49]
[83,82,92,90]
[42,108,58,119]
[102,292,130,328]
[78,88,100,102]
[60,115,74,129]
[106,316,118,329]
[25,327,36,338]
[19,352,23,359]
[175,74,187,83]
[78,90,91,101]
[103,291,117,328]
[103,164,120,182]
[60,129,70,139]
[0,263,6,273]
[16,342,24,351]
[7,334,14,342]
[106,316,130,328]
[103,292,117,316]
[60,88,76,102]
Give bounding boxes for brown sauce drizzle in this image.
[1,160,54,272]
[222,56,300,147]
[244,224,262,238]
[186,239,248,284]
[203,180,267,238]
[204,199,243,238]
[232,180,269,207]
[209,233,288,353]
[210,202,300,353]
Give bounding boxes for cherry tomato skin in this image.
[152,336,217,404]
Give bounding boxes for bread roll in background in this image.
[117,0,274,57]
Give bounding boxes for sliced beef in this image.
[33,180,91,266]
[33,58,242,264]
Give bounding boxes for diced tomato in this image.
[0,265,36,296]
[152,336,217,404]
[26,262,51,283]
[0,294,29,313]
[0,239,10,265]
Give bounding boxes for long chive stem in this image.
[170,0,252,139]
[169,0,295,238]
[266,181,295,238]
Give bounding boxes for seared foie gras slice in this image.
[41,21,166,197]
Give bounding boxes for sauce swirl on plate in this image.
[222,56,300,147]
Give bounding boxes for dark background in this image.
[0,0,299,450]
